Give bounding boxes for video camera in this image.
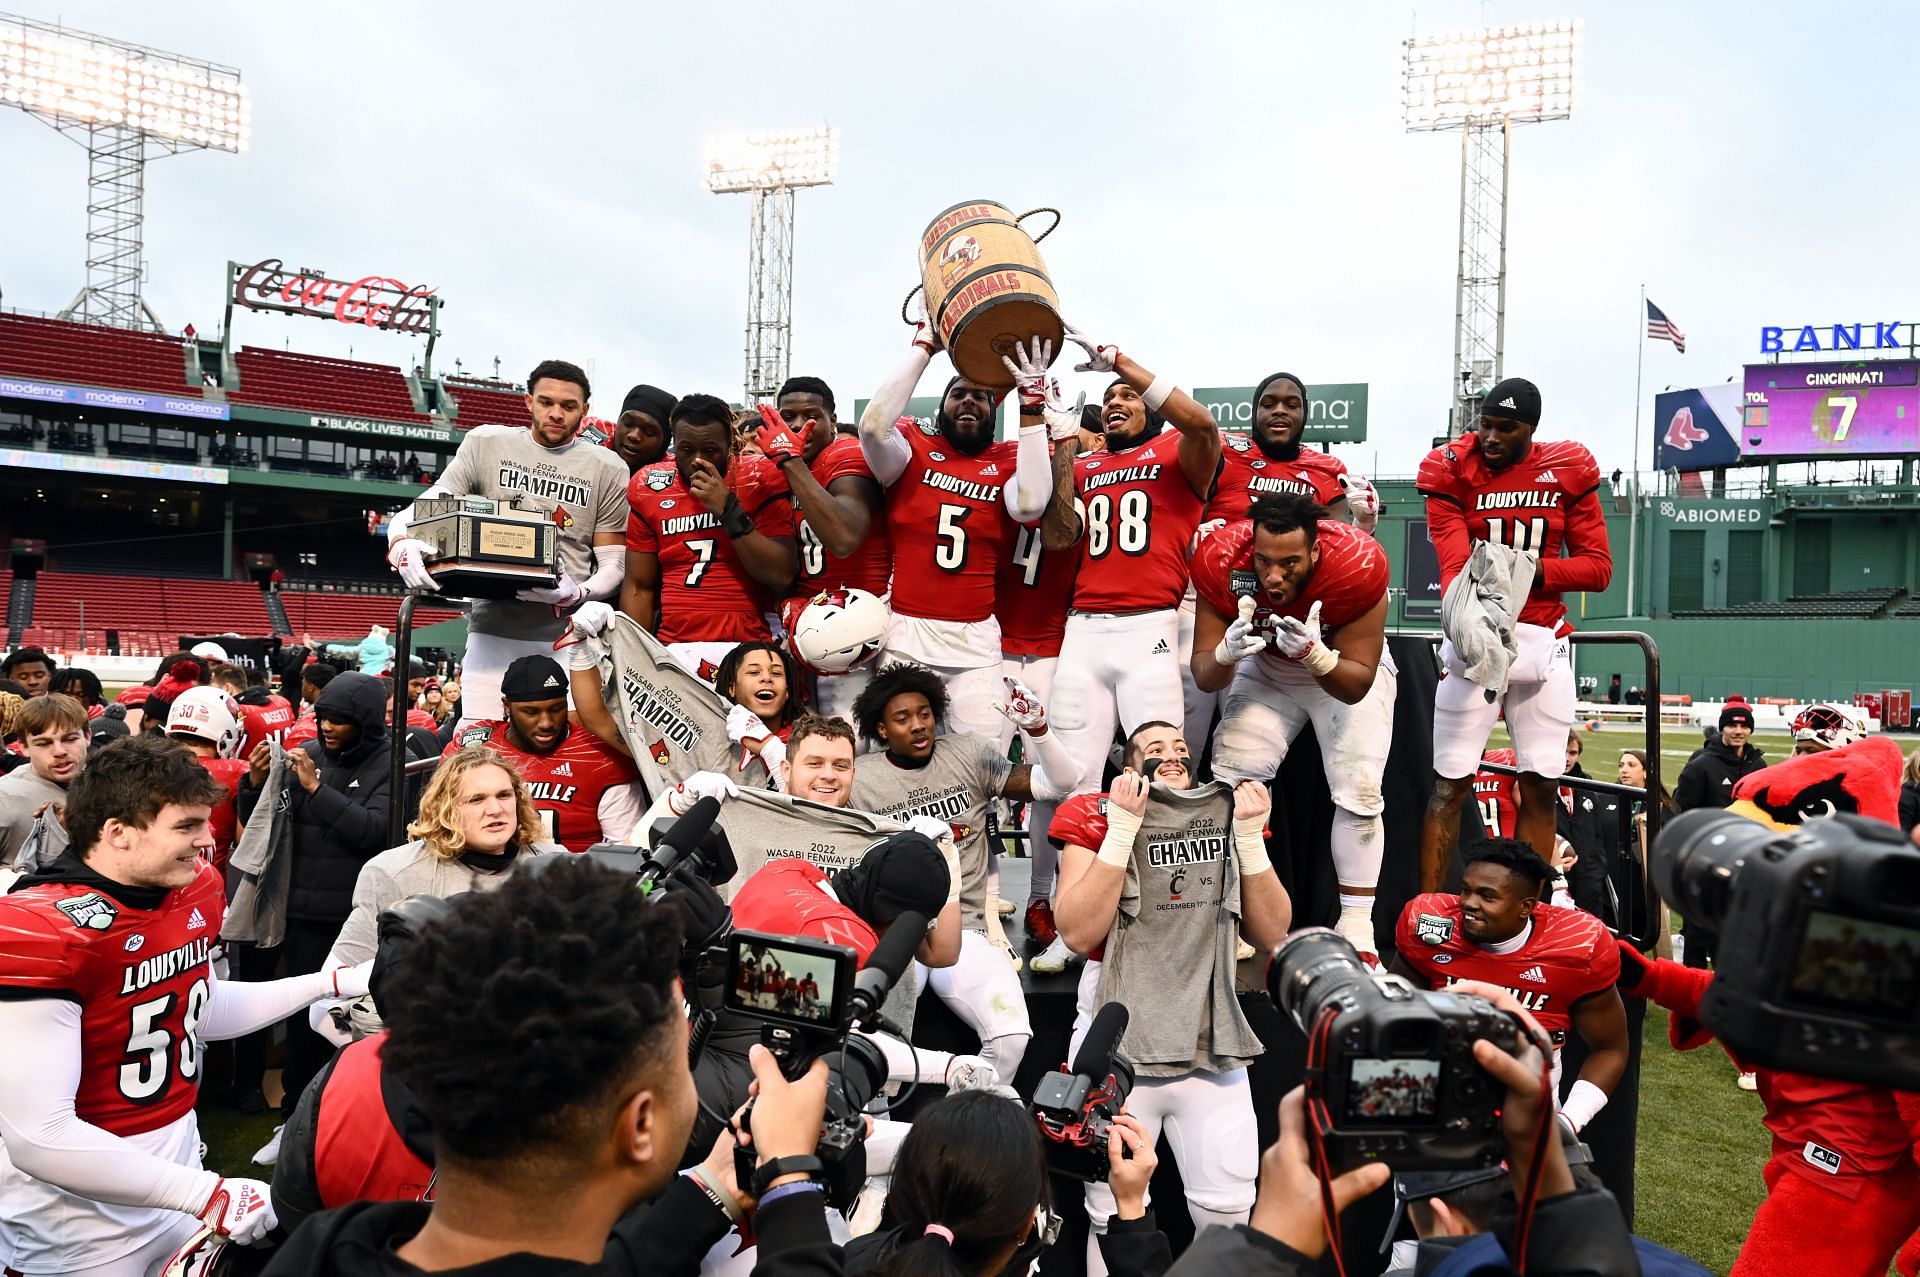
[1030,1003,1136,1181]
[721,913,926,1209]
[1654,809,1920,1088]
[1270,929,1522,1173]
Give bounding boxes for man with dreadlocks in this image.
[856,312,1052,738]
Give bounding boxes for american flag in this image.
[1646,300,1686,353]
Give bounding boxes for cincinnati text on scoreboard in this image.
[229,258,439,334]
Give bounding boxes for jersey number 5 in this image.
[1482,516,1548,553]
[935,504,972,571]
[120,977,208,1103]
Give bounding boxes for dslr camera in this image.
[720,916,924,1209]
[1030,1003,1136,1182]
[1270,929,1522,1173]
[1654,810,1920,1088]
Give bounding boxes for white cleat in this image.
[1031,935,1080,974]
[251,1123,284,1167]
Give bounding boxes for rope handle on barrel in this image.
[1014,206,1062,243]
[900,285,925,327]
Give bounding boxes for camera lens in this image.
[1652,809,1793,927]
[1270,927,1370,1034]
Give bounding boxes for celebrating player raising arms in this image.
[1416,378,1612,890]
[1038,324,1220,798]
[0,738,372,1276]
[1188,492,1394,955]
[857,312,1051,738]
[620,393,799,682]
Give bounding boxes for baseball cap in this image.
[1719,702,1755,729]
[1480,377,1542,427]
[500,655,568,702]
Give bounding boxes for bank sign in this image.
[1759,322,1910,354]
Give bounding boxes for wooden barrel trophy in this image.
[914,200,1063,389]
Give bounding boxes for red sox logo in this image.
[1664,406,1709,452]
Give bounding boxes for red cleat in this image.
[1023,899,1058,946]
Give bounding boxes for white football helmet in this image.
[1790,702,1866,752]
[787,588,890,675]
[167,687,245,759]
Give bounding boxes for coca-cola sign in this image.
[229,258,439,334]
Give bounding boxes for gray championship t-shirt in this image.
[850,733,1010,930]
[606,616,773,795]
[1070,782,1262,1078]
[434,424,629,641]
[704,789,912,901]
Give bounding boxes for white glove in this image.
[1341,474,1382,527]
[198,1177,276,1244]
[516,570,587,609]
[906,814,956,845]
[995,677,1049,734]
[1043,382,1086,443]
[1274,600,1339,677]
[909,293,938,354]
[944,1054,1000,1091]
[327,959,374,1001]
[387,538,438,592]
[1212,596,1266,664]
[569,600,616,638]
[1190,518,1226,552]
[725,703,767,745]
[1063,322,1119,373]
[668,771,739,815]
[999,337,1054,416]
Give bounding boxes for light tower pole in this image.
[0,12,250,330]
[1404,22,1578,433]
[704,128,838,406]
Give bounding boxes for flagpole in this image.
[1627,285,1645,619]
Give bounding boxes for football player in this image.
[856,316,1051,738]
[1790,702,1867,755]
[209,664,295,757]
[1415,378,1613,890]
[386,360,630,726]
[609,383,673,475]
[1188,493,1394,956]
[0,737,371,1276]
[443,654,641,853]
[758,378,892,722]
[163,688,250,877]
[620,393,799,683]
[1392,838,1628,1135]
[849,662,1083,1082]
[1051,721,1291,1273]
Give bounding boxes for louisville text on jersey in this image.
[1082,463,1163,493]
[120,936,212,996]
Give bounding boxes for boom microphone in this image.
[1071,1002,1130,1080]
[849,910,928,1026]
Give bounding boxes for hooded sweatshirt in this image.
[1673,737,1768,813]
[235,673,393,922]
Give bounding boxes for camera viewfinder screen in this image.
[1345,1057,1443,1126]
[729,938,841,1025]
[1784,910,1920,1024]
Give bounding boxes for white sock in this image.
[1337,897,1377,954]
[1027,799,1058,901]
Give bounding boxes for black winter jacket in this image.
[235,673,393,923]
[1673,739,1767,813]
[1900,781,1920,836]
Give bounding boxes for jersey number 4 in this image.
[120,977,208,1103]
[1476,797,1507,839]
[1009,525,1045,587]
[1482,516,1548,553]
[1085,490,1151,559]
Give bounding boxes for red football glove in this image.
[754,404,808,466]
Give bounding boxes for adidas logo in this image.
[1518,964,1547,984]
[1498,396,1517,409]
[1720,777,1733,786]
[1534,469,1557,483]
[551,762,574,778]
[186,908,206,932]
[981,463,1000,475]
[1151,639,1171,654]
[543,674,562,689]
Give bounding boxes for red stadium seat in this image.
[0,313,198,396]
[276,590,462,637]
[441,376,527,430]
[231,347,429,423]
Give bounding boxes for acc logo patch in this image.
[659,499,676,509]
[1415,912,1454,945]
[1250,459,1267,470]
[928,451,947,463]
[124,933,146,953]
[645,469,674,491]
[1431,952,1453,964]
[56,893,118,931]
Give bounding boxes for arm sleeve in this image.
[582,543,627,601]
[1537,488,1614,594]
[1023,728,1086,802]
[859,1028,954,1085]
[0,998,220,1214]
[1422,492,1474,593]
[1003,423,1051,523]
[598,783,646,844]
[233,777,264,823]
[198,967,338,1041]
[857,348,929,488]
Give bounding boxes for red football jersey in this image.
[196,755,250,876]
[1395,893,1618,1044]
[1048,794,1117,959]
[1472,748,1519,841]
[283,717,319,750]
[1070,430,1207,613]
[0,861,225,1134]
[1416,435,1611,630]
[625,456,796,644]
[793,434,892,597]
[447,720,641,854]
[881,419,1022,624]
[997,522,1077,659]
[236,694,296,758]
[1208,436,1349,521]
[1189,519,1388,665]
[729,859,878,963]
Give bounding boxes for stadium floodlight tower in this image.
[1403,22,1577,433]
[0,12,248,331]
[704,127,838,406]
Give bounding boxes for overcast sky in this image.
[3,1,1914,478]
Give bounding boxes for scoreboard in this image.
[1741,359,1919,458]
